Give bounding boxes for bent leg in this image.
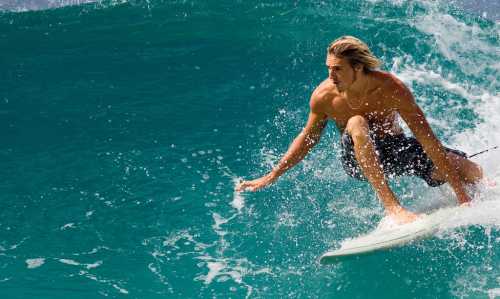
[345,116,417,223]
[430,152,483,184]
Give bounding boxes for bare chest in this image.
[326,96,398,133]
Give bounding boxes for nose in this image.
[329,69,336,80]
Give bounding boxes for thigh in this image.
[377,135,434,179]
[430,150,481,184]
[390,138,469,187]
[340,132,367,181]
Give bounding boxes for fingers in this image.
[235,181,246,192]
[235,180,260,192]
[235,175,272,192]
[248,185,259,192]
[235,180,253,192]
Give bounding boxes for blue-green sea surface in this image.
[1,0,499,298]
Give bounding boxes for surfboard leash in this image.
[467,145,499,158]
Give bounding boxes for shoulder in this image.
[309,79,337,113]
[371,71,409,93]
[373,71,414,108]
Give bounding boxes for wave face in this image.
[1,1,499,298]
[0,0,96,12]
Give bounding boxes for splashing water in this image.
[1,0,499,298]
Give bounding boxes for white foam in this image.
[453,92,500,176]
[232,178,245,213]
[203,261,226,284]
[276,211,299,227]
[1,0,98,12]
[189,194,273,298]
[60,223,76,230]
[439,199,500,231]
[212,213,230,232]
[162,230,197,249]
[147,263,171,289]
[112,284,129,294]
[59,259,80,266]
[394,63,482,102]
[409,2,499,76]
[26,258,45,269]
[488,288,500,299]
[78,270,129,295]
[194,255,267,299]
[86,261,103,269]
[58,258,103,269]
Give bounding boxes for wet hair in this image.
[327,36,381,73]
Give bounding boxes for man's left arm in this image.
[394,84,471,204]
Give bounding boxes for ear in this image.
[354,64,363,72]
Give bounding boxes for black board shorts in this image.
[340,132,467,187]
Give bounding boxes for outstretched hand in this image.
[235,173,276,192]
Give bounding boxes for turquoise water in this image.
[1,1,499,298]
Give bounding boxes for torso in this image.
[315,71,403,138]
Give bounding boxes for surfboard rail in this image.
[319,208,459,265]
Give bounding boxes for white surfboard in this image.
[319,207,460,264]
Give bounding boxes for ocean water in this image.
[0,0,499,298]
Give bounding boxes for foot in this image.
[385,206,421,225]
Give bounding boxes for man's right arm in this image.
[236,96,328,192]
[269,109,327,178]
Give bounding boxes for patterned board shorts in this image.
[340,132,467,187]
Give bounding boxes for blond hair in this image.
[327,36,381,73]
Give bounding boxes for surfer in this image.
[236,36,483,224]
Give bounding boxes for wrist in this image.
[268,171,279,181]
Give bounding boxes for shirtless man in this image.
[236,36,483,224]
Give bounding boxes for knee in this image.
[447,152,483,181]
[346,115,370,140]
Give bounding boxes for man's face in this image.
[325,55,356,92]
